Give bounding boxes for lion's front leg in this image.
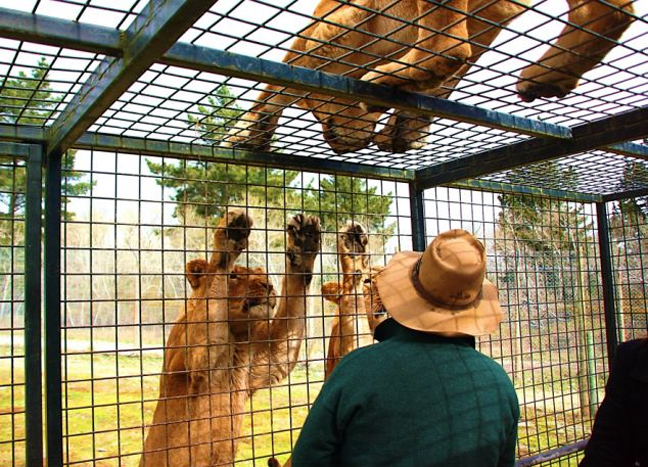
[223,80,311,151]
[326,221,373,375]
[187,209,254,467]
[186,209,254,377]
[249,213,321,391]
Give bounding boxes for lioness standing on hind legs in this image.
[140,210,321,467]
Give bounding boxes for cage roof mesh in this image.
[0,0,646,199]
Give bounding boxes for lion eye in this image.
[230,273,239,279]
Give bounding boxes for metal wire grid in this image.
[0,41,104,126]
[29,155,622,467]
[55,147,413,466]
[15,0,147,30]
[0,155,27,467]
[0,0,646,185]
[0,1,645,466]
[607,197,648,342]
[480,148,648,198]
[422,186,608,464]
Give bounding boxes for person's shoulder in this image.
[328,340,394,376]
[472,350,516,386]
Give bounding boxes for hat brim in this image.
[376,251,503,337]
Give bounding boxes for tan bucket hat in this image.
[375,229,502,336]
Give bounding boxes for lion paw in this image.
[339,221,369,274]
[374,112,429,153]
[186,259,210,290]
[222,112,275,151]
[516,80,571,103]
[286,214,321,284]
[212,209,253,270]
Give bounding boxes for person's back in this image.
[291,230,520,467]
[292,318,519,467]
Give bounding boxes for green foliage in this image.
[303,175,394,236]
[0,57,57,125]
[0,58,93,221]
[187,85,243,142]
[148,86,394,237]
[146,158,302,222]
[497,163,590,255]
[611,161,648,233]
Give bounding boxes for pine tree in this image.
[0,58,93,222]
[148,85,394,239]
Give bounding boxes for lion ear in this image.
[321,282,342,304]
[186,259,209,290]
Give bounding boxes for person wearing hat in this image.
[291,229,519,467]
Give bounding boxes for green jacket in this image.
[292,319,519,467]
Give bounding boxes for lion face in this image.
[186,260,277,340]
[226,265,277,321]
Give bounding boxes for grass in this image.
[0,345,323,467]
[2,342,589,467]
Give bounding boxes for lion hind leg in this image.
[517,0,634,102]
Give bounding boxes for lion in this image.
[269,222,387,467]
[140,210,321,467]
[225,0,634,154]
[321,221,385,375]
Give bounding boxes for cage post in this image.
[25,146,43,467]
[595,201,618,367]
[409,181,426,252]
[44,147,63,467]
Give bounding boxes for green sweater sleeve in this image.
[291,388,341,467]
[498,418,519,467]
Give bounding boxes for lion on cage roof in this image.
[224,0,634,155]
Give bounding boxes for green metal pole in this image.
[24,145,43,467]
[596,202,618,368]
[409,181,426,252]
[44,148,63,467]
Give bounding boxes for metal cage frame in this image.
[0,1,647,466]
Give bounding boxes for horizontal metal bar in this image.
[416,106,648,188]
[161,43,571,140]
[0,7,571,141]
[0,124,414,180]
[0,124,47,144]
[3,121,644,188]
[450,179,602,203]
[515,440,587,467]
[606,141,648,160]
[47,0,218,157]
[0,140,34,158]
[602,185,648,203]
[74,132,415,181]
[0,7,123,55]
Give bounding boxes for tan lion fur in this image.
[225,0,634,154]
[322,221,374,376]
[140,211,321,467]
[272,222,386,467]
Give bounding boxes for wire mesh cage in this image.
[0,154,28,467]
[0,0,647,466]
